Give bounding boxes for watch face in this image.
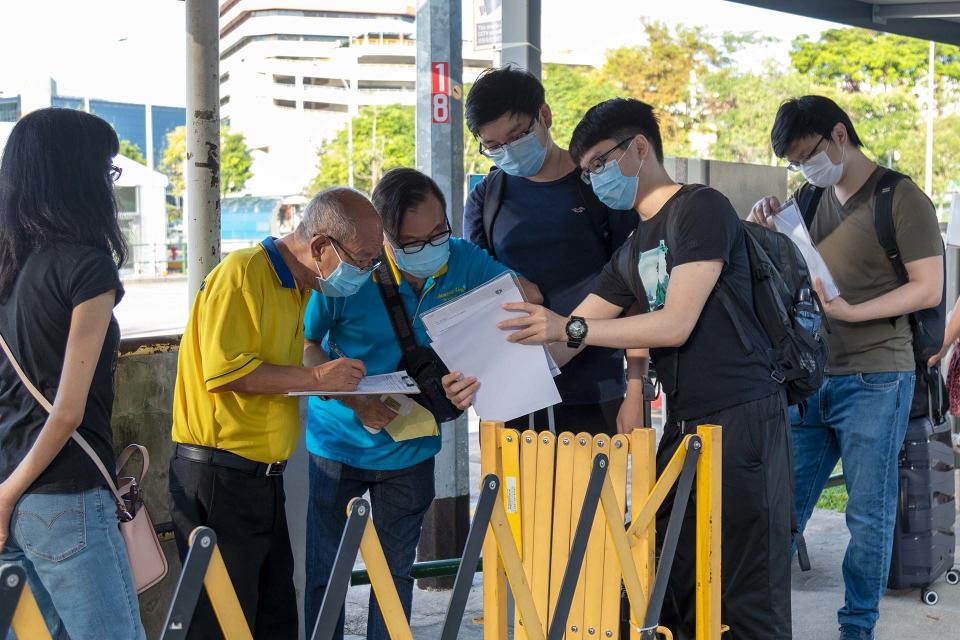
[568,319,587,339]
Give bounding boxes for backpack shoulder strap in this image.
[481,167,506,259]
[797,182,824,230]
[373,258,420,360]
[873,170,909,285]
[663,187,754,355]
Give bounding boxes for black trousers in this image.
[168,455,299,640]
[504,399,622,436]
[656,392,793,640]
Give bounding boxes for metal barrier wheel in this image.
[945,569,960,586]
[922,589,939,606]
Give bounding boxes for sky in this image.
[0,0,841,107]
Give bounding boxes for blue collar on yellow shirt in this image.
[260,236,296,289]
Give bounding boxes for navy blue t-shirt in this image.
[464,168,638,405]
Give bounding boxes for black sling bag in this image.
[373,260,463,424]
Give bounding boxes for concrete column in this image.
[501,0,542,78]
[185,0,221,305]
[415,0,469,589]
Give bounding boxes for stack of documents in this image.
[771,200,840,300]
[420,272,561,422]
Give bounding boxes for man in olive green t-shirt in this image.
[750,96,943,640]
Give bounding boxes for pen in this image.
[328,341,347,359]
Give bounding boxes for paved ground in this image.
[115,278,189,338]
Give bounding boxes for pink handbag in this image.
[0,332,168,593]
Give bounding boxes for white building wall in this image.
[219,1,493,197]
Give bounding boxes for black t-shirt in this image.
[591,185,777,420]
[0,244,124,492]
[464,168,638,404]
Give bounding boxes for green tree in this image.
[791,28,960,107]
[542,63,618,149]
[601,20,723,151]
[159,125,253,197]
[118,139,145,164]
[704,63,818,165]
[307,104,415,196]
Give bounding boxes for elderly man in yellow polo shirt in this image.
[168,188,384,639]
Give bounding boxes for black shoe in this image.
[839,625,874,640]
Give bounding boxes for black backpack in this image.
[798,171,948,423]
[477,167,616,259]
[663,187,829,407]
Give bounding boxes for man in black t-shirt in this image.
[455,99,793,639]
[463,66,642,435]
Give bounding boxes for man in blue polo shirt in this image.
[302,168,539,639]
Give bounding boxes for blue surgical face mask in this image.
[314,245,371,297]
[591,154,642,211]
[392,239,450,279]
[488,128,548,177]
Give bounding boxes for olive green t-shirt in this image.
[801,167,942,374]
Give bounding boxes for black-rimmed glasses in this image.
[109,165,122,182]
[787,136,826,172]
[477,116,538,158]
[328,236,382,273]
[392,226,452,255]
[580,137,634,184]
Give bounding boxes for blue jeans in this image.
[1,487,145,640]
[791,371,914,632]
[305,455,435,640]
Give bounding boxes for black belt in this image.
[174,443,287,477]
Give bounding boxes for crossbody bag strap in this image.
[0,329,127,512]
[373,259,421,359]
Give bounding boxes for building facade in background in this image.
[218,0,494,196]
[0,77,185,172]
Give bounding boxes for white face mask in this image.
[800,143,845,188]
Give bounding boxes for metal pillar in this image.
[501,0,542,78]
[415,0,469,589]
[185,0,221,305]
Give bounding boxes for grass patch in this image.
[815,462,848,512]
[816,485,848,512]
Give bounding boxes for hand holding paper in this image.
[770,200,840,301]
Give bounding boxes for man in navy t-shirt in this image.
[463,65,642,436]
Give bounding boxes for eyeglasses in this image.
[109,165,122,182]
[392,226,452,255]
[477,117,538,158]
[328,236,382,273]
[787,136,826,172]
[580,137,633,184]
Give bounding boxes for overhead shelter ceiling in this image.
[725,1,960,46]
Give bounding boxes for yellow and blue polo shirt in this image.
[172,237,311,463]
[304,237,510,470]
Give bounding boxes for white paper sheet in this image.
[946,193,960,247]
[771,199,840,301]
[287,371,420,396]
[420,272,561,422]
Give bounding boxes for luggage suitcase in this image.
[887,416,959,605]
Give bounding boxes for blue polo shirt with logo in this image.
[304,237,510,470]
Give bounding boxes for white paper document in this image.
[771,199,840,301]
[946,193,960,247]
[287,371,420,397]
[420,272,561,422]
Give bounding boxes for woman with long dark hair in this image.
[0,108,145,639]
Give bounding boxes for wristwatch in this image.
[565,316,588,349]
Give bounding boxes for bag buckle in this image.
[771,369,786,384]
[265,461,286,477]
